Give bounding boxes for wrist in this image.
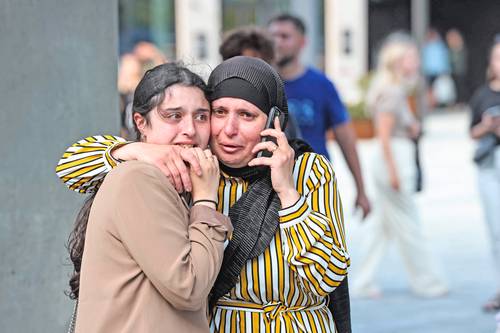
[192,199,217,209]
[278,188,300,208]
[111,142,138,161]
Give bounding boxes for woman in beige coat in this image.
[64,63,232,332]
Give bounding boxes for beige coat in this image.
[75,161,232,333]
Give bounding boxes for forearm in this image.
[110,141,142,161]
[470,122,493,139]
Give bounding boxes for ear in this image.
[133,113,147,134]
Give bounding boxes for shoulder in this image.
[306,67,333,85]
[104,161,175,195]
[109,160,164,180]
[294,152,335,177]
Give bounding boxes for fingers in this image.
[251,141,278,154]
[191,147,207,163]
[163,160,184,193]
[260,127,289,148]
[203,149,219,169]
[153,160,175,186]
[248,156,273,167]
[274,116,282,131]
[212,155,220,171]
[180,149,202,176]
[172,154,192,193]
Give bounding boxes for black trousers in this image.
[327,277,351,333]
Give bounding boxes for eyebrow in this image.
[213,105,256,113]
[159,106,210,113]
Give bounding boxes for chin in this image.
[221,157,246,168]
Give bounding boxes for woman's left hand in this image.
[248,118,300,207]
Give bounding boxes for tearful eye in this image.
[167,113,182,120]
[212,108,226,117]
[194,113,209,121]
[240,111,256,120]
[158,109,182,121]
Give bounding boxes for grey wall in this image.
[0,1,118,331]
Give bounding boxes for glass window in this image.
[118,0,175,59]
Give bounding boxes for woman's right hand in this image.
[190,148,220,206]
[111,142,202,193]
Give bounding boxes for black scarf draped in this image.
[209,139,313,310]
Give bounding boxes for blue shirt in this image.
[422,40,451,76]
[284,67,350,158]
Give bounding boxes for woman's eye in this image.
[240,112,255,119]
[166,113,182,120]
[213,109,226,116]
[195,113,209,121]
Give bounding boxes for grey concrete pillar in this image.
[0,1,119,332]
[412,0,430,116]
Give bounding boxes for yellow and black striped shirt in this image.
[56,136,350,333]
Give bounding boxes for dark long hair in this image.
[66,62,210,299]
[131,62,210,140]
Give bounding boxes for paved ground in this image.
[327,110,497,333]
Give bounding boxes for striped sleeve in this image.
[278,153,349,297]
[55,135,129,193]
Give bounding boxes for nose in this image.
[182,117,196,137]
[223,114,238,137]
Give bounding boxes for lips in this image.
[218,142,242,154]
[175,142,197,148]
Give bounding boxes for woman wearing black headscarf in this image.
[56,57,349,332]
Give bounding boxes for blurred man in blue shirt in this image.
[268,14,371,218]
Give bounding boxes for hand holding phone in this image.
[256,106,285,158]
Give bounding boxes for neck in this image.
[219,162,265,180]
[278,58,305,81]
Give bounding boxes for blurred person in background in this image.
[63,63,231,332]
[469,37,500,312]
[219,26,275,64]
[117,53,142,138]
[352,33,449,299]
[219,25,302,140]
[446,28,469,108]
[118,41,167,139]
[268,14,371,219]
[422,28,453,108]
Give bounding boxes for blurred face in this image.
[399,46,420,79]
[210,97,267,168]
[490,44,500,81]
[268,21,305,66]
[134,85,211,148]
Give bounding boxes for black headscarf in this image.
[207,57,313,309]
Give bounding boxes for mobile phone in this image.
[256,106,285,158]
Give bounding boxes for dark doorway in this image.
[431,0,500,100]
[368,0,412,69]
